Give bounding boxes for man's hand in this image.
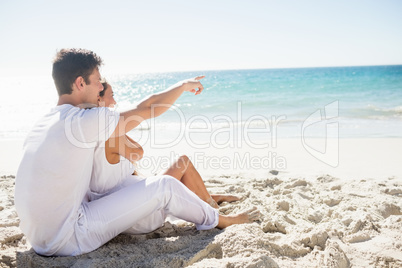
[182,76,205,95]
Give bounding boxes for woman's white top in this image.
[89,141,142,200]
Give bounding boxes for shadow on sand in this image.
[16,222,223,268]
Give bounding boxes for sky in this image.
[0,0,401,78]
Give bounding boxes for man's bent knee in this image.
[160,175,181,188]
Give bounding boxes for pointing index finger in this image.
[194,75,205,81]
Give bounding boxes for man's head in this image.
[52,48,103,98]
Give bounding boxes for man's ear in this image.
[74,76,86,91]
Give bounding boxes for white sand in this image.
[1,138,402,267]
[139,138,402,180]
[2,138,402,179]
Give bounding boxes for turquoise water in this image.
[1,65,401,139]
[112,65,402,138]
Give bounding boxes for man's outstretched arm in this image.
[111,76,204,137]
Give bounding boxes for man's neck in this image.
[57,94,81,106]
[58,96,98,110]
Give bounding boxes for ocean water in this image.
[1,65,402,141]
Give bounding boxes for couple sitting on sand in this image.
[90,80,238,210]
[14,48,260,257]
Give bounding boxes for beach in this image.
[1,138,402,267]
[1,0,402,264]
[1,65,402,267]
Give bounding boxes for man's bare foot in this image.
[211,194,241,204]
[216,207,260,229]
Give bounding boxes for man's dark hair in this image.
[52,48,103,96]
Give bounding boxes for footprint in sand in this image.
[383,188,402,196]
[321,240,350,268]
[262,220,287,234]
[323,197,342,207]
[300,230,329,250]
[376,202,402,219]
[276,200,290,212]
[284,179,308,189]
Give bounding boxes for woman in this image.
[89,81,240,209]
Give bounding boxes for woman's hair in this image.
[100,81,110,97]
[52,48,103,96]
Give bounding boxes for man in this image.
[14,48,259,256]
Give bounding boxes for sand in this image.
[1,173,402,267]
[1,138,402,267]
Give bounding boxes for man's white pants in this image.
[55,175,219,256]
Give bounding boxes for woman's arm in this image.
[122,135,144,163]
[104,135,144,165]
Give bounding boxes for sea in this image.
[1,65,402,143]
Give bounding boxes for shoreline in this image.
[4,137,401,179]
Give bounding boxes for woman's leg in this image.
[163,155,240,208]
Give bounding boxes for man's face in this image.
[82,68,103,105]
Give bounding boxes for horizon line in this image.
[1,63,401,79]
[103,63,402,77]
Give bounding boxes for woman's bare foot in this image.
[216,207,260,229]
[211,194,241,204]
[206,196,219,209]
